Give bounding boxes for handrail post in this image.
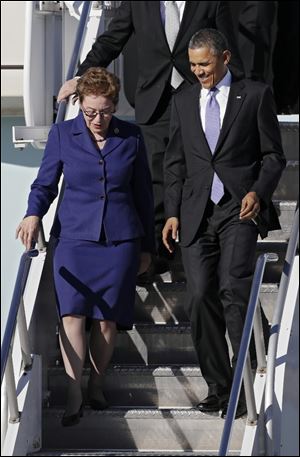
[37,224,47,252]
[1,378,8,450]
[5,352,20,423]
[243,356,257,423]
[17,297,32,370]
[253,304,267,371]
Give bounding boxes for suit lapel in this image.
[214,80,247,153]
[101,117,125,158]
[71,114,124,158]
[175,1,198,47]
[152,1,170,49]
[71,112,100,158]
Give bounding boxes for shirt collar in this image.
[202,70,232,98]
[163,1,186,9]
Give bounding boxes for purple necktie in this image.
[205,88,224,204]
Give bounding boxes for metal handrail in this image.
[219,252,279,456]
[1,249,39,384]
[265,207,299,455]
[56,0,91,123]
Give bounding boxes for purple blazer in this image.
[26,113,155,253]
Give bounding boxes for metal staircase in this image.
[27,118,298,455]
[1,2,299,455]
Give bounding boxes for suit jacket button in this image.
[99,159,104,165]
[100,195,105,200]
[99,177,104,181]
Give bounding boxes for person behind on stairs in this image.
[16,67,155,427]
[162,28,286,419]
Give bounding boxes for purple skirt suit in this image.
[26,114,155,329]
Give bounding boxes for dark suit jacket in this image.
[164,78,286,245]
[26,114,155,253]
[77,1,244,124]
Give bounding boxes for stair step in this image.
[134,282,278,324]
[279,120,299,161]
[42,407,246,452]
[29,449,240,456]
[273,161,299,200]
[266,200,297,240]
[48,365,206,408]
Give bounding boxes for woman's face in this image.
[81,94,115,137]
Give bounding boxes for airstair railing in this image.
[56,0,91,123]
[219,252,279,456]
[1,249,39,417]
[265,206,299,455]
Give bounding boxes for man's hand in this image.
[240,191,260,221]
[162,217,179,253]
[57,78,79,103]
[15,216,40,251]
[138,252,152,275]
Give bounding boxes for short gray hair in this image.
[189,28,229,56]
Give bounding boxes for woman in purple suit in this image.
[16,67,155,426]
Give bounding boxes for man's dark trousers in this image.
[181,193,259,396]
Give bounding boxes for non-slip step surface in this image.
[42,407,246,452]
[29,449,240,456]
[48,365,206,408]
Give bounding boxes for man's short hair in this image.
[189,28,229,56]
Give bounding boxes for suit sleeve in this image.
[25,124,63,218]
[164,97,186,219]
[250,86,286,206]
[77,1,133,75]
[131,133,156,254]
[216,2,245,79]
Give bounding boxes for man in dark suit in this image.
[162,28,286,418]
[58,1,244,274]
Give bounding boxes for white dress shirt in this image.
[200,70,232,131]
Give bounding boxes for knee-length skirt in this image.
[53,237,140,330]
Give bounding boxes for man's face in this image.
[188,46,231,89]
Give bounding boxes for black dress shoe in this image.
[61,403,83,427]
[221,402,247,419]
[197,395,223,412]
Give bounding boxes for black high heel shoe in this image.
[61,403,83,427]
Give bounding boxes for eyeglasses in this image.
[82,107,115,119]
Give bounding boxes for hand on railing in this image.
[15,215,40,251]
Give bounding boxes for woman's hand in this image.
[15,216,40,251]
[138,252,152,275]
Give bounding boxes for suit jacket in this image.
[26,114,155,252]
[164,78,286,245]
[77,1,244,124]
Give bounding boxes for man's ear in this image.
[223,50,231,66]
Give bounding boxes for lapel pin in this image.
[114,128,119,134]
[236,95,242,99]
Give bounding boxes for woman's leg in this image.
[59,314,86,415]
[88,319,117,406]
